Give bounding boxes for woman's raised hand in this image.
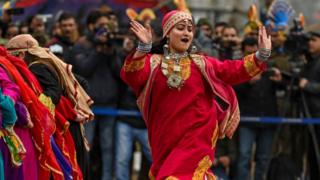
[130,20,152,44]
[258,26,272,50]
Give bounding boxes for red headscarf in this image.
[161,10,192,38]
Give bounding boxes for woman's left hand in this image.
[258,26,272,50]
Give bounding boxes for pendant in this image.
[167,74,183,89]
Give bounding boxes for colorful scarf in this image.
[0,47,64,179]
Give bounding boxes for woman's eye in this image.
[176,24,185,30]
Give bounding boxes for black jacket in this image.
[116,49,146,128]
[235,73,278,117]
[301,54,320,117]
[71,35,121,107]
[234,67,279,128]
[29,63,62,105]
[47,35,75,64]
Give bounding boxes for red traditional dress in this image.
[121,52,265,179]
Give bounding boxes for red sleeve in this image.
[120,52,151,96]
[207,53,267,85]
[55,96,77,120]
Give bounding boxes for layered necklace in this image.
[161,52,191,89]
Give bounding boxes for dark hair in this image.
[19,21,29,29]
[150,20,163,39]
[241,37,258,51]
[27,15,35,26]
[197,18,212,30]
[221,25,238,35]
[86,10,108,26]
[214,22,228,29]
[309,31,320,38]
[106,11,116,17]
[58,12,75,23]
[150,38,167,54]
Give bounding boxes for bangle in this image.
[136,41,152,53]
[255,48,271,62]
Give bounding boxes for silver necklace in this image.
[162,52,189,89]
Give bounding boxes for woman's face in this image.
[167,20,194,53]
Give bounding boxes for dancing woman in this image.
[121,10,272,179]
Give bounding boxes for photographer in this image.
[235,37,281,180]
[299,30,320,179]
[299,31,320,117]
[218,25,242,60]
[72,10,121,180]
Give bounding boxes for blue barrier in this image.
[92,107,320,124]
[93,107,141,117]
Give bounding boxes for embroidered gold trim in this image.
[124,56,146,72]
[150,54,162,70]
[166,176,179,180]
[211,125,219,149]
[243,54,261,77]
[206,172,217,180]
[149,170,156,180]
[38,93,55,116]
[225,104,240,138]
[0,130,3,138]
[192,155,212,180]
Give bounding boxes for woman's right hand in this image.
[130,20,152,44]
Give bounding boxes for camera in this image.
[284,18,309,56]
[94,25,115,44]
[281,17,308,86]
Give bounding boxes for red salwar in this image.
[121,52,266,180]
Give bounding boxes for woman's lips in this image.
[181,38,189,43]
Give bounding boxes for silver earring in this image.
[189,45,197,54]
[164,39,170,60]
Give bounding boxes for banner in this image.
[113,0,158,8]
[14,0,45,8]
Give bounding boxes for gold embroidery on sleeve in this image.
[166,176,179,180]
[124,56,146,72]
[211,125,219,149]
[243,54,261,77]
